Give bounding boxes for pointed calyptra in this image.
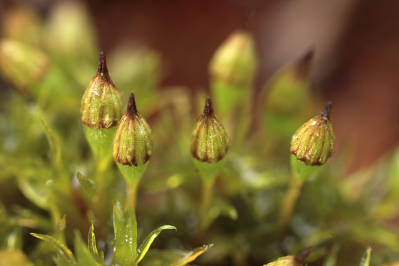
[113,93,153,167]
[290,102,335,166]
[191,97,229,163]
[81,52,122,129]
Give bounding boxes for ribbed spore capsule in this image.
[81,52,122,129]
[113,93,153,166]
[290,103,335,166]
[191,98,229,163]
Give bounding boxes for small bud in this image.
[47,1,96,58]
[113,93,153,166]
[263,256,297,266]
[0,40,49,90]
[209,31,257,88]
[290,102,335,166]
[264,251,309,266]
[81,52,122,129]
[191,97,229,163]
[267,51,314,113]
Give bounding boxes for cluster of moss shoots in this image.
[69,50,336,266]
[0,20,381,265]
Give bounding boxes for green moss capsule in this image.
[191,97,229,163]
[81,52,122,129]
[264,256,301,266]
[264,251,309,266]
[210,31,256,88]
[0,40,49,90]
[113,93,153,167]
[290,102,335,166]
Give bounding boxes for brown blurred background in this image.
[1,0,399,171]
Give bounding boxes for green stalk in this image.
[278,176,304,229]
[279,155,320,231]
[194,159,223,230]
[126,179,140,211]
[117,163,148,211]
[84,127,115,173]
[191,97,229,231]
[84,127,116,235]
[200,177,216,229]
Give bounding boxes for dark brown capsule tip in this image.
[203,97,214,116]
[97,51,111,82]
[321,101,333,120]
[127,93,138,116]
[295,48,314,77]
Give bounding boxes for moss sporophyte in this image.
[209,31,257,142]
[80,52,122,233]
[81,52,122,130]
[290,102,335,166]
[210,31,256,89]
[113,93,152,167]
[81,52,122,171]
[191,97,229,229]
[279,103,335,230]
[191,97,229,164]
[113,93,153,210]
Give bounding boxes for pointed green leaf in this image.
[136,225,176,264]
[323,244,340,266]
[203,198,237,229]
[172,244,213,266]
[88,224,99,258]
[39,112,63,171]
[113,202,138,266]
[13,207,52,230]
[17,173,49,209]
[31,233,76,265]
[360,247,372,266]
[74,231,101,266]
[6,229,22,250]
[140,244,213,266]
